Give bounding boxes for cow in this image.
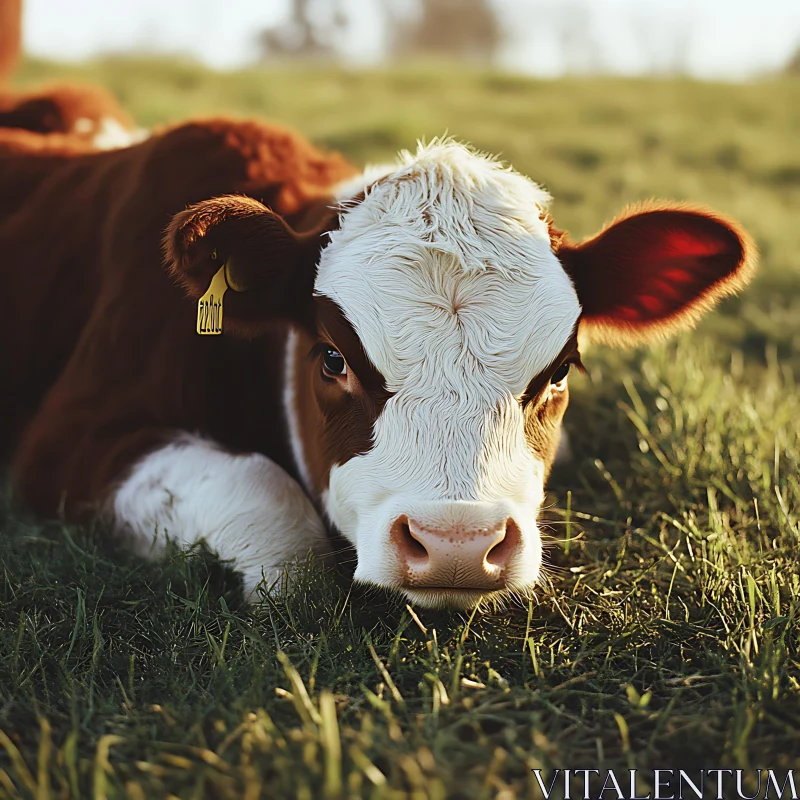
[0,105,756,608]
[0,5,756,609]
[0,0,136,147]
[0,83,140,148]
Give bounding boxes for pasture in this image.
[1,57,799,797]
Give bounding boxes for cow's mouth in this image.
[402,586,510,610]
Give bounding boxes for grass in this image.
[1,57,799,797]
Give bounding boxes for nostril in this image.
[486,518,521,568]
[391,516,429,563]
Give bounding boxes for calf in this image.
[2,111,755,608]
[0,0,136,147]
[0,83,138,148]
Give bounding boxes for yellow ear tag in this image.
[196,264,228,335]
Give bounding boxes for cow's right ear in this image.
[164,195,329,336]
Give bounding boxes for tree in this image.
[388,0,504,63]
[254,0,507,66]
[786,44,800,74]
[256,0,350,61]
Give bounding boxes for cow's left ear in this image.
[556,203,757,345]
[164,195,331,336]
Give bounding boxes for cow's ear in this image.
[557,202,757,346]
[164,195,330,336]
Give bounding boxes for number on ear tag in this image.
[196,264,228,335]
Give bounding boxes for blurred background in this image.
[20,0,800,79]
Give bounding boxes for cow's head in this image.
[166,141,756,609]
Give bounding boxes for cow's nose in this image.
[390,515,521,590]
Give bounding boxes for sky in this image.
[20,0,800,79]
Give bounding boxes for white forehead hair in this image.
[316,138,581,396]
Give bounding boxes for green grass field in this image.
[1,57,799,798]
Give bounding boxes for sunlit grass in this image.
[1,58,798,796]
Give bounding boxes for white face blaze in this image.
[314,140,581,605]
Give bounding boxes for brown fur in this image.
[165,194,341,336]
[520,330,580,478]
[0,0,20,85]
[0,83,134,138]
[294,298,394,495]
[1,115,356,517]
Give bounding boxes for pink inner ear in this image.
[661,268,694,284]
[615,306,640,321]
[561,207,749,330]
[637,295,667,314]
[660,228,727,257]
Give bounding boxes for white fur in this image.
[72,117,149,151]
[332,162,398,202]
[283,327,313,494]
[110,434,329,598]
[314,139,581,601]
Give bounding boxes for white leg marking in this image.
[110,434,328,598]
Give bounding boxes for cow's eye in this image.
[550,363,570,386]
[322,348,347,377]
